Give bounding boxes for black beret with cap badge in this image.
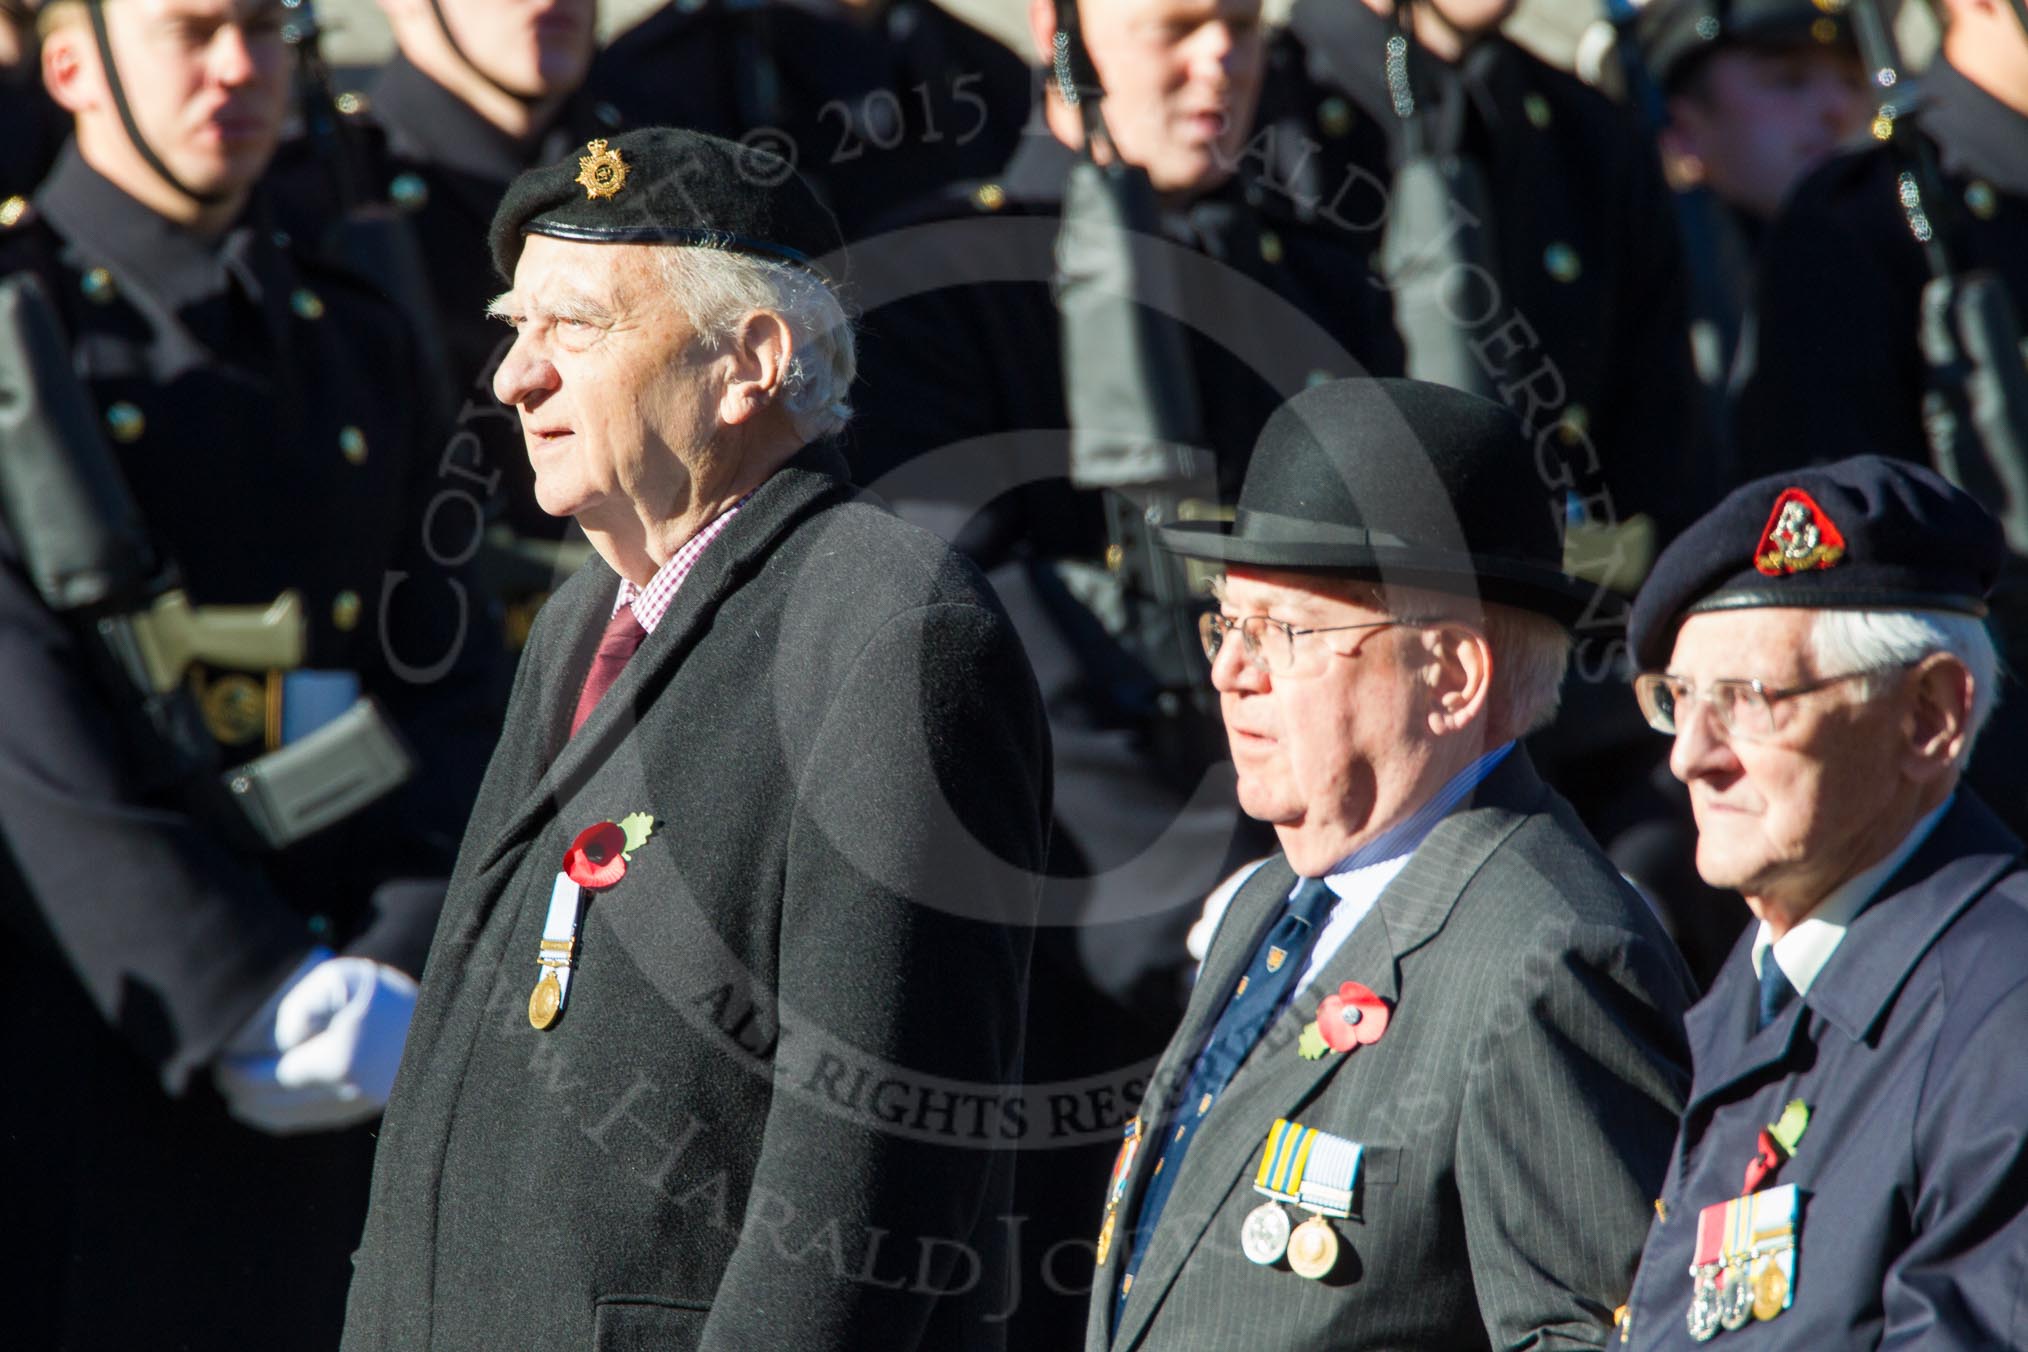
[488,126,845,282]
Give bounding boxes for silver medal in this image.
[1686,1268,1721,1342]
[1719,1263,1754,1331]
[1240,1201,1292,1266]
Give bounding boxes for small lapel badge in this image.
[577,138,629,201]
[1754,488,1846,576]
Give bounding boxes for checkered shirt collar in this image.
[611,497,749,633]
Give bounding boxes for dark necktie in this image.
[1756,955,1798,1032]
[571,606,648,736]
[1114,877,1340,1325]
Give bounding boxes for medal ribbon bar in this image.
[536,873,586,1007]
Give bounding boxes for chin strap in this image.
[1051,0,1119,159]
[424,0,548,106]
[85,0,230,205]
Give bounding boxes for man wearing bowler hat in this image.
[1616,456,2028,1347]
[339,127,1050,1350]
[1090,377,1696,1351]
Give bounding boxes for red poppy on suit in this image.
[564,821,630,889]
[1316,981,1390,1052]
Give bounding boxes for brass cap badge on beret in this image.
[576,138,629,201]
[1754,488,1847,577]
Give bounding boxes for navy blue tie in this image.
[1112,878,1339,1326]
[1757,956,1798,1031]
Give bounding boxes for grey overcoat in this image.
[341,445,1051,1351]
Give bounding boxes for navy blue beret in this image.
[1627,456,2004,668]
[489,127,843,282]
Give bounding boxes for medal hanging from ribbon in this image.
[1683,1099,1809,1341]
[1243,1118,1362,1278]
[528,872,585,1030]
[529,813,656,1030]
[1686,1184,1801,1341]
[1095,1116,1142,1268]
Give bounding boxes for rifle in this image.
[0,274,413,850]
[1050,0,1222,737]
[1849,0,2028,552]
[1374,0,1501,402]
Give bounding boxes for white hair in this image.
[652,247,856,442]
[1810,608,2001,762]
[1479,601,1572,738]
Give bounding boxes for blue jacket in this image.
[1623,792,2028,1349]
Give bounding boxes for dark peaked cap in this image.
[489,126,844,282]
[1161,378,1595,625]
[1627,455,2003,669]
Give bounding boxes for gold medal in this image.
[1752,1258,1789,1321]
[1286,1214,1339,1280]
[528,970,563,1029]
[1094,1207,1117,1268]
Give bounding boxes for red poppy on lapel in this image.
[562,812,656,890]
[1315,981,1390,1053]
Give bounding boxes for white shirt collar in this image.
[1752,796,1953,996]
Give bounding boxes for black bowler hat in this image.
[1627,456,2003,668]
[1635,0,1853,94]
[489,126,844,282]
[1160,378,1595,625]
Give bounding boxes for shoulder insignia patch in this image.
[1755,488,1847,576]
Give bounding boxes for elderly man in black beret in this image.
[339,127,1052,1351]
[1616,456,2028,1347]
[1090,377,1695,1351]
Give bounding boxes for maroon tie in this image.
[571,606,648,736]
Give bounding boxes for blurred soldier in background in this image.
[589,0,1033,238]
[1635,0,1865,450]
[849,0,1401,1339]
[1256,0,1705,547]
[306,0,612,646]
[1738,0,2026,478]
[0,0,499,1345]
[1735,0,2028,832]
[0,0,65,197]
[1250,0,1708,965]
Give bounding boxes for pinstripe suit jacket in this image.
[1088,751,1697,1350]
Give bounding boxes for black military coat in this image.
[1736,57,2028,480]
[1253,0,1708,541]
[589,0,1033,239]
[283,54,633,550]
[848,129,1403,1348]
[1735,59,2028,833]
[341,445,1049,1351]
[0,147,499,1350]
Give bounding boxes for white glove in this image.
[213,949,419,1135]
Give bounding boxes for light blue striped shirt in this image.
[1292,740,1515,995]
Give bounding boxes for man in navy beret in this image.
[340,126,1051,1351]
[1617,455,2028,1346]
